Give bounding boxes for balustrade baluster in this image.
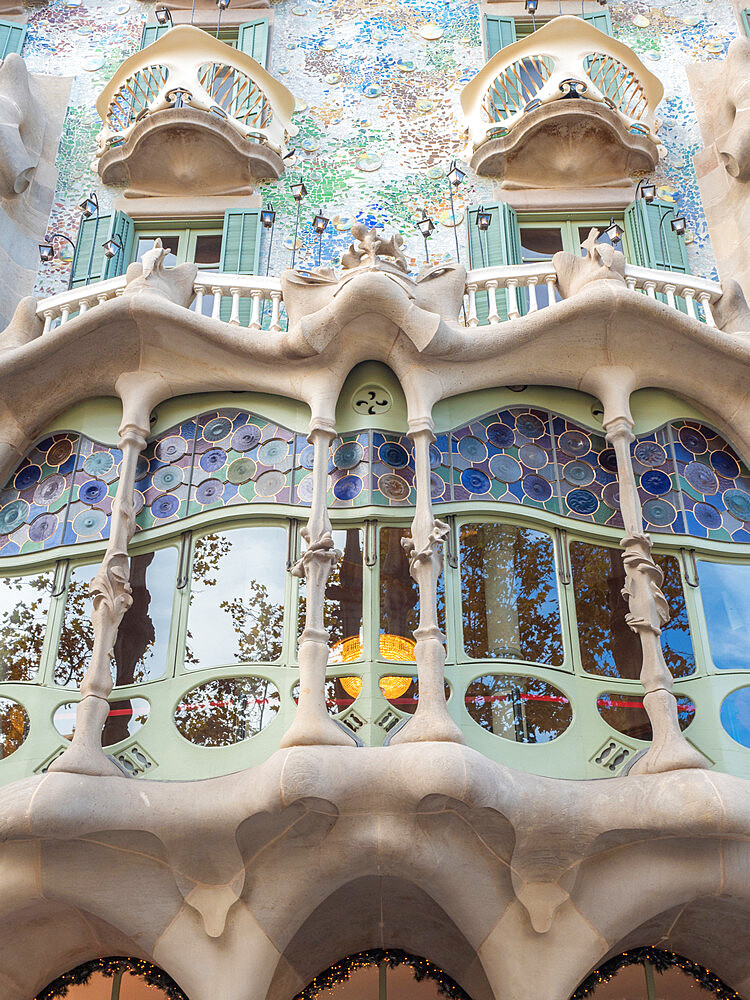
[211,286,222,320]
[486,280,500,324]
[527,277,539,312]
[250,290,261,328]
[507,278,520,319]
[466,283,478,327]
[698,292,716,327]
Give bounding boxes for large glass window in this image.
[300,528,363,659]
[186,526,286,668]
[696,560,750,671]
[56,548,177,687]
[466,673,572,742]
[570,542,695,679]
[0,570,53,681]
[378,526,444,662]
[460,523,563,664]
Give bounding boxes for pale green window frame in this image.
[133,221,224,270]
[517,212,632,262]
[742,9,750,36]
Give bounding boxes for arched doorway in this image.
[37,958,187,1000]
[572,948,744,1000]
[295,950,472,1000]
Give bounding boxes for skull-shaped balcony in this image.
[460,16,663,187]
[95,24,297,197]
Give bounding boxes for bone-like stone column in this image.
[391,419,464,744]
[604,412,708,774]
[280,418,355,747]
[50,375,161,776]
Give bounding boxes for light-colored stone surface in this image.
[0,59,70,329]
[1,745,750,1000]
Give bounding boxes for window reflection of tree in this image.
[174,675,280,746]
[0,574,53,681]
[460,524,564,665]
[466,674,572,743]
[570,542,695,679]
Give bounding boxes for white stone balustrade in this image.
[34,262,724,333]
[460,16,663,151]
[95,24,297,158]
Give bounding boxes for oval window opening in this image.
[293,678,360,716]
[54,698,150,747]
[0,697,29,759]
[721,687,750,748]
[597,691,695,742]
[465,674,571,742]
[378,676,451,715]
[175,676,280,746]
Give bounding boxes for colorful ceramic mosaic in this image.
[24,0,739,298]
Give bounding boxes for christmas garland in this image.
[572,947,742,1000]
[294,948,472,1000]
[36,956,188,1000]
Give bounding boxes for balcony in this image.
[95,24,297,197]
[34,261,722,335]
[460,16,662,187]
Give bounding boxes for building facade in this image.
[1,0,750,996]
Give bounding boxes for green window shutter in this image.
[140,24,170,49]
[467,202,522,323]
[484,14,516,59]
[71,212,135,287]
[237,18,270,68]
[103,211,135,279]
[582,10,612,35]
[0,19,27,59]
[624,198,689,273]
[743,10,750,36]
[220,209,262,322]
[70,214,113,288]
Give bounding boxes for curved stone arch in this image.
[265,875,494,1000]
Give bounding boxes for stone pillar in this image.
[391,419,464,744]
[280,418,355,747]
[50,374,162,776]
[605,413,707,774]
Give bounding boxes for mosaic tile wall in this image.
[23,0,740,296]
[2,410,749,553]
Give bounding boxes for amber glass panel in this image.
[0,696,29,758]
[0,570,53,680]
[460,523,563,664]
[379,526,444,662]
[465,673,571,742]
[300,528,363,657]
[597,692,695,741]
[187,527,286,668]
[56,548,177,687]
[174,676,280,746]
[378,675,451,715]
[570,542,695,679]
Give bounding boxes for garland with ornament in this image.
[36,956,188,1000]
[294,949,472,1000]
[572,947,742,1000]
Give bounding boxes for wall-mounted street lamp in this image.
[40,233,78,290]
[474,205,493,268]
[155,6,173,26]
[525,0,538,31]
[604,219,624,245]
[658,206,687,263]
[670,215,686,236]
[290,180,307,268]
[446,160,465,265]
[102,234,124,261]
[635,178,657,203]
[78,191,101,286]
[312,209,329,267]
[215,0,230,38]
[417,209,435,263]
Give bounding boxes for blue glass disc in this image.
[566,489,598,515]
[725,489,750,522]
[195,479,224,504]
[640,470,671,496]
[558,430,590,457]
[489,453,522,483]
[429,444,442,468]
[203,417,232,442]
[563,461,595,486]
[155,436,187,462]
[643,498,677,526]
[153,494,180,519]
[678,425,707,454]
[73,508,107,536]
[634,441,667,467]
[79,479,107,504]
[598,449,618,473]
[14,465,41,491]
[200,448,227,473]
[334,441,364,470]
[333,475,363,501]
[684,461,718,495]
[430,472,445,499]
[379,442,409,468]
[153,466,182,491]
[460,468,491,494]
[516,413,545,439]
[258,439,289,465]
[710,450,741,479]
[486,422,514,449]
[0,500,28,532]
[522,475,552,502]
[518,444,547,470]
[458,436,487,463]
[28,512,58,542]
[693,502,722,530]
[83,451,114,476]
[34,474,66,505]
[231,424,262,452]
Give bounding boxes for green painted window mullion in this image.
[442,516,461,668]
[363,520,380,667]
[555,531,585,677]
[37,559,71,687]
[172,532,197,677]
[280,519,300,665]
[743,9,750,36]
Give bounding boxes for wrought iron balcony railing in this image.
[460,16,663,152]
[35,262,722,335]
[95,24,296,159]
